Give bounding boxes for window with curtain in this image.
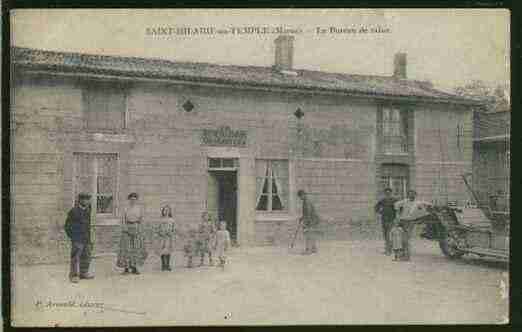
[256,160,289,212]
[382,107,407,154]
[83,83,126,131]
[74,153,118,215]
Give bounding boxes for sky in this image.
[11,9,510,92]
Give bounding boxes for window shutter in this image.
[84,83,126,130]
[377,106,383,153]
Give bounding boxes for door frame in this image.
[207,169,239,242]
[205,153,241,243]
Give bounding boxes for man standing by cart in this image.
[297,190,321,255]
[394,190,430,261]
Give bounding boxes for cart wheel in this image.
[439,229,465,259]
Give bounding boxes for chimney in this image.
[274,35,295,72]
[393,53,407,79]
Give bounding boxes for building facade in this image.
[472,108,510,213]
[11,37,480,264]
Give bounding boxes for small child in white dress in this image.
[390,221,404,261]
[213,220,231,269]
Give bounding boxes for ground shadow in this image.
[457,256,509,270]
[415,252,508,270]
[404,240,509,271]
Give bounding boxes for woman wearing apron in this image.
[117,193,148,274]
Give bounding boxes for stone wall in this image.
[414,104,474,204]
[12,73,473,264]
[12,77,79,264]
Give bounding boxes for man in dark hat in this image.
[64,192,94,283]
[297,190,321,255]
[374,188,397,256]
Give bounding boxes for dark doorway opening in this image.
[208,170,238,244]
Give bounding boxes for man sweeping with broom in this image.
[294,190,322,255]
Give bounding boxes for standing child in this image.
[196,212,216,266]
[154,205,176,271]
[390,220,404,261]
[183,227,197,268]
[213,220,231,269]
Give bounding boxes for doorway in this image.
[208,170,238,243]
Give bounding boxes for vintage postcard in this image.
[9,9,509,326]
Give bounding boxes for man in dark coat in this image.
[64,193,94,283]
[374,188,397,256]
[297,190,321,255]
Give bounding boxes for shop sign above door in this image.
[201,126,247,147]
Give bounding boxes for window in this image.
[208,158,239,170]
[256,160,289,212]
[73,153,118,216]
[380,164,409,199]
[83,83,126,131]
[382,107,407,154]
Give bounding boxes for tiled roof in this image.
[12,46,480,105]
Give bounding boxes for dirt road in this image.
[12,239,508,326]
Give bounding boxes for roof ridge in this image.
[11,46,408,81]
[11,46,481,105]
[12,46,278,71]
